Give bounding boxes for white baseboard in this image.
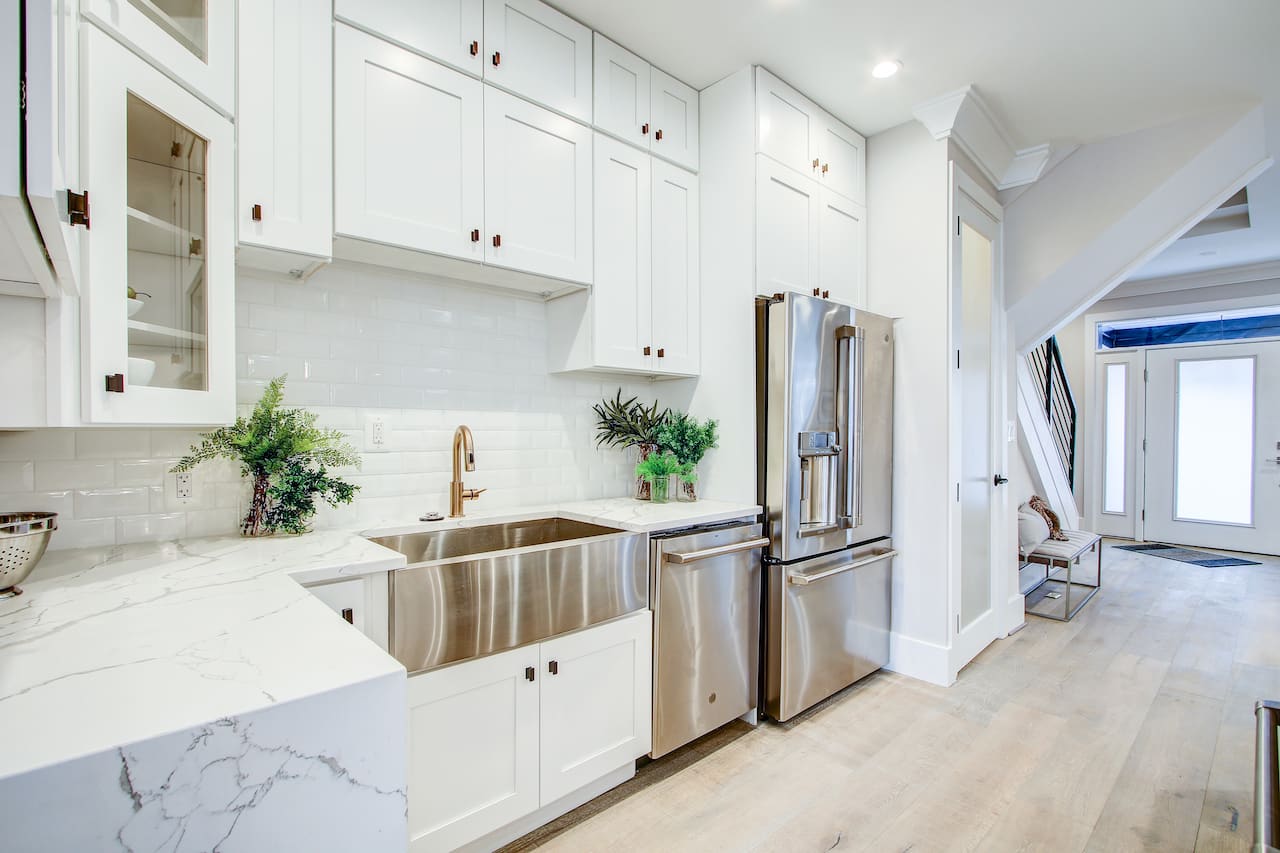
[1001,592,1026,636]
[885,631,954,686]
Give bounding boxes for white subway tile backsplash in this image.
[0,430,76,461]
[74,487,151,519]
[0,461,35,492]
[117,512,187,544]
[35,460,114,491]
[115,459,175,486]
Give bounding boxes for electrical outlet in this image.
[176,471,193,501]
[365,416,389,452]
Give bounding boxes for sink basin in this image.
[369,517,648,674]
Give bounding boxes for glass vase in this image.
[678,475,698,502]
[650,474,671,504]
[634,443,657,501]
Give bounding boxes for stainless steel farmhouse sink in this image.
[368,517,647,674]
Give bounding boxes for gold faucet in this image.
[450,425,486,517]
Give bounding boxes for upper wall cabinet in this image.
[80,27,235,424]
[334,25,484,265]
[483,0,592,123]
[236,0,333,276]
[818,187,867,309]
[334,0,484,77]
[755,68,863,204]
[484,87,592,283]
[82,0,235,115]
[593,34,699,172]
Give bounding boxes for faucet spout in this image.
[450,425,482,517]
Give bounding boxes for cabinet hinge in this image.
[956,216,961,236]
[1143,368,1149,382]
[1141,509,1145,521]
[20,76,27,114]
[956,349,960,369]
[956,482,960,502]
[1142,438,1147,452]
[67,189,90,229]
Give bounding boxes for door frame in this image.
[947,164,1010,680]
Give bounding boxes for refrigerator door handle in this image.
[664,537,770,564]
[835,325,866,529]
[787,549,898,585]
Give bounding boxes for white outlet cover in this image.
[175,471,193,501]
[365,416,389,453]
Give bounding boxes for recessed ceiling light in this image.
[872,61,901,79]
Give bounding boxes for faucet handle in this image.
[463,487,486,500]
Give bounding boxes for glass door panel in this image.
[1103,363,1127,514]
[125,93,208,392]
[959,218,993,630]
[1174,357,1254,525]
[128,0,208,60]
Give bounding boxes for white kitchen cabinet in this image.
[236,0,332,277]
[819,188,867,309]
[407,645,540,853]
[650,158,700,373]
[406,612,651,852]
[80,27,235,424]
[650,67,699,172]
[304,573,390,652]
[83,0,235,116]
[484,86,593,284]
[334,0,484,77]
[756,68,821,181]
[483,0,592,123]
[756,154,820,298]
[539,612,652,804]
[593,33,650,148]
[334,25,484,265]
[816,111,866,205]
[547,134,698,378]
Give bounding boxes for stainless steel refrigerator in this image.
[755,292,896,721]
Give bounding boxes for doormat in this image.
[1114,543,1261,567]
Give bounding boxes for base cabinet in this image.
[406,611,651,852]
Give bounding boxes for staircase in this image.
[1025,337,1076,488]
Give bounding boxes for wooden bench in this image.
[1019,529,1102,622]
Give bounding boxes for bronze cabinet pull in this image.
[492,51,501,66]
[492,234,501,247]
[525,666,535,681]
[657,348,665,358]
[643,346,651,356]
[470,40,479,56]
[654,129,663,141]
[341,608,354,624]
[642,123,649,135]
[470,229,480,242]
[821,163,829,173]
[812,158,820,170]
[251,203,262,221]
[812,287,820,296]
[105,373,125,393]
[549,660,559,675]
[822,290,830,299]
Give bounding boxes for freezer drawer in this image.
[765,542,895,722]
[650,522,766,758]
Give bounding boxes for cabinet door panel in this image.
[237,0,332,260]
[407,647,539,852]
[818,113,865,205]
[592,134,651,372]
[755,68,818,178]
[485,87,592,284]
[593,34,650,147]
[483,0,592,122]
[335,26,484,263]
[650,67,699,172]
[819,189,867,309]
[539,613,652,804]
[335,0,484,76]
[651,160,699,375]
[756,156,819,298]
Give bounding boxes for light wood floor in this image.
[520,541,1279,852]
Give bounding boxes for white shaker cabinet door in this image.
[407,646,540,853]
[334,25,484,263]
[756,155,820,298]
[650,67,699,172]
[650,159,700,376]
[817,111,866,205]
[755,67,820,179]
[539,612,652,805]
[818,188,867,309]
[237,0,333,261]
[334,0,484,77]
[484,87,593,284]
[593,33,650,148]
[483,0,592,122]
[592,134,652,372]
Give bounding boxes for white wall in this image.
[866,120,952,671]
[0,263,693,550]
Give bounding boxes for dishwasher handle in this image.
[787,548,897,585]
[664,537,770,564]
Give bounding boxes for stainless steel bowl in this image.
[0,513,58,598]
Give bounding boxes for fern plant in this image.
[172,376,360,536]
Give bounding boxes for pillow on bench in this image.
[1018,503,1051,554]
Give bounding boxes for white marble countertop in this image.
[0,496,759,782]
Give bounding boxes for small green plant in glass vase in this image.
[171,376,360,536]
[634,452,682,504]
[658,412,719,501]
[592,389,670,500]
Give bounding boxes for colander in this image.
[0,513,58,598]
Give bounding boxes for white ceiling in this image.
[553,0,1280,282]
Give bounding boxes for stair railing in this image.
[1026,337,1077,488]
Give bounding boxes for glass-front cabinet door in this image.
[81,27,234,425]
[83,0,235,115]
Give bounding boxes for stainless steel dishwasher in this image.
[649,520,768,758]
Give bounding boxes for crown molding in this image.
[912,85,1052,190]
[1111,258,1280,299]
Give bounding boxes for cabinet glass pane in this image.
[1175,357,1254,525]
[1103,363,1127,514]
[126,94,208,392]
[128,0,207,60]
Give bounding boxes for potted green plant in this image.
[592,389,670,500]
[171,376,360,536]
[635,452,682,504]
[658,412,719,501]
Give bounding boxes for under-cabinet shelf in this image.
[127,319,208,347]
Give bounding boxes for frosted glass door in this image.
[1090,351,1144,540]
[1145,341,1280,555]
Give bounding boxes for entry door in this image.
[1145,340,1280,555]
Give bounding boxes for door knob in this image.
[993,475,1009,486]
